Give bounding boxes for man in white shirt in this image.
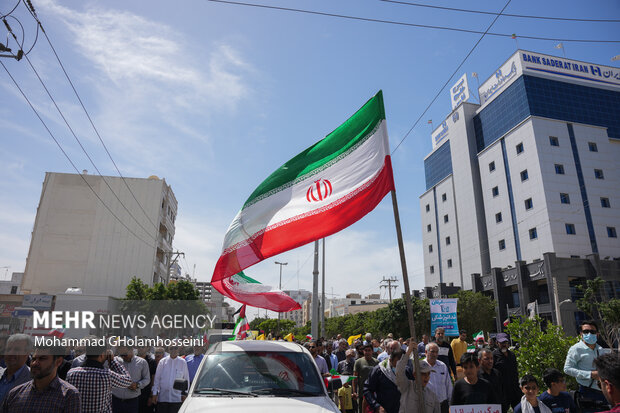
[306,341,329,377]
[150,345,189,413]
[426,342,453,413]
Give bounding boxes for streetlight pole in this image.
[275,261,287,334]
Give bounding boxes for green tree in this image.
[166,280,200,300]
[576,276,620,348]
[450,290,496,340]
[505,316,579,390]
[375,297,431,339]
[125,277,149,300]
[257,319,296,335]
[249,317,269,331]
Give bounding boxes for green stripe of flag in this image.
[243,91,385,208]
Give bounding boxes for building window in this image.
[430,265,434,274]
[499,239,506,250]
[444,214,449,223]
[525,198,533,210]
[447,259,453,268]
[442,193,447,202]
[489,161,496,172]
[492,186,499,197]
[595,169,604,179]
[429,244,433,253]
[555,164,565,175]
[520,169,529,181]
[495,212,503,223]
[529,227,538,239]
[426,204,430,212]
[601,197,611,208]
[560,193,570,204]
[608,227,618,238]
[10,286,17,294]
[427,224,432,232]
[516,142,524,154]
[588,142,598,152]
[566,223,576,235]
[549,136,559,146]
[446,236,451,245]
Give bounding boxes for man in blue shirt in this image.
[540,368,578,413]
[564,320,607,411]
[0,334,31,403]
[184,345,205,384]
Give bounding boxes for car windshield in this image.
[193,351,324,397]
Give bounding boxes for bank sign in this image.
[450,73,470,110]
[479,50,620,106]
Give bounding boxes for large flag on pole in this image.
[212,91,394,311]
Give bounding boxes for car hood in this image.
[180,395,340,413]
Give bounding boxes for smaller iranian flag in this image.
[466,344,476,353]
[330,369,355,384]
[306,334,313,340]
[232,305,250,340]
[49,327,65,338]
[473,331,484,341]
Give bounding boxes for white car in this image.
[179,340,341,413]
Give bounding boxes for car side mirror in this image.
[173,378,188,393]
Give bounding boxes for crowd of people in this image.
[0,319,618,413]
[304,321,619,413]
[0,333,205,413]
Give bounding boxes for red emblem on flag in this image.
[306,179,332,202]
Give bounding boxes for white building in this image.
[281,289,312,326]
[0,272,23,295]
[21,172,177,298]
[421,50,620,289]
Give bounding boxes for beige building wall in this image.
[21,172,177,298]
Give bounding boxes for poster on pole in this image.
[450,404,501,413]
[430,298,459,336]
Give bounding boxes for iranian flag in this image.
[212,91,394,311]
[232,305,250,340]
[473,331,484,341]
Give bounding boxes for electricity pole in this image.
[165,251,184,283]
[275,261,287,334]
[380,276,399,303]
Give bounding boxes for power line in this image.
[1,60,157,250]
[380,0,620,23]
[392,0,512,154]
[22,0,161,233]
[203,0,620,43]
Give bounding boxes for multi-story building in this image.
[420,50,620,333]
[281,289,311,326]
[21,172,177,298]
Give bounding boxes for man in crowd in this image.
[493,332,521,411]
[112,343,151,413]
[1,344,80,412]
[364,348,403,413]
[0,334,32,403]
[417,335,429,356]
[539,368,578,413]
[184,344,204,385]
[335,339,349,363]
[137,343,158,413]
[478,349,504,411]
[363,333,373,346]
[378,340,400,363]
[66,343,132,413]
[451,330,468,367]
[434,327,457,378]
[324,341,338,372]
[395,339,440,413]
[451,353,497,405]
[337,349,356,375]
[594,352,620,413]
[426,342,453,413]
[564,320,608,411]
[514,375,550,413]
[354,344,379,413]
[150,344,189,413]
[307,340,329,377]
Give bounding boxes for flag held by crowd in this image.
[212,91,395,311]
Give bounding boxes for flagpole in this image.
[321,238,326,338]
[311,240,319,340]
[390,188,425,412]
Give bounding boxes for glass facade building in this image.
[424,140,452,190]
[474,75,620,152]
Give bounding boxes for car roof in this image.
[210,340,307,353]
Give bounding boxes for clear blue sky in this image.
[1,0,618,319]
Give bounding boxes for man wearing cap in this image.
[493,333,521,411]
[395,339,440,413]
